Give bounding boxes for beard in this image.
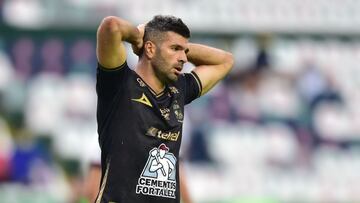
[151,52,179,84]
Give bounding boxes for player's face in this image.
[152,32,189,83]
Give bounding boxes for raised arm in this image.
[187,43,234,95]
[96,16,143,69]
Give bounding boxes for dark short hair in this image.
[144,15,191,43]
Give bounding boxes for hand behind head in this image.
[132,24,145,56]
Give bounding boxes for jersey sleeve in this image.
[96,62,129,101]
[96,62,130,143]
[182,71,203,105]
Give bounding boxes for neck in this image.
[135,58,165,94]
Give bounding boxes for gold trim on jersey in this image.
[155,90,165,98]
[135,77,165,98]
[96,162,110,203]
[190,72,202,97]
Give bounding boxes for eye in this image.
[171,45,182,51]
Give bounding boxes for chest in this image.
[127,80,185,128]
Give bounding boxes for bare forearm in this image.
[187,43,233,67]
[97,16,142,68]
[187,43,234,95]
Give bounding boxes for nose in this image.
[179,51,188,64]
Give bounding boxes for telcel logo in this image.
[146,127,180,141]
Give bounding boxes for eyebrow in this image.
[171,44,189,53]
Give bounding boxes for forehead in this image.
[162,31,189,46]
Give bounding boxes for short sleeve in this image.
[96,62,129,101]
[96,62,130,141]
[183,71,202,105]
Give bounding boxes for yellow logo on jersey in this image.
[132,93,153,108]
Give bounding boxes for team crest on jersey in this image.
[136,144,177,199]
[168,86,179,94]
[160,108,171,120]
[172,101,183,122]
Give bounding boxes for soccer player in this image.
[95,15,234,203]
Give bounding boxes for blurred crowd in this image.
[0,29,360,203]
[184,35,360,202]
[0,32,99,202]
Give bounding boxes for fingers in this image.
[137,24,145,39]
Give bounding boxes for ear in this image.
[143,41,156,59]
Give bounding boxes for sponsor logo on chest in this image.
[146,127,180,142]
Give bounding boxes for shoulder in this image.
[173,72,202,92]
[96,61,138,81]
[97,61,131,72]
[96,61,136,96]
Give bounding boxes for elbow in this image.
[225,52,235,71]
[100,16,123,34]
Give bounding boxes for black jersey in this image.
[95,62,202,203]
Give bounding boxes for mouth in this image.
[174,66,182,75]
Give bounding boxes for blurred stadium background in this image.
[1,0,360,202]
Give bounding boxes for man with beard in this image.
[95,15,233,203]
